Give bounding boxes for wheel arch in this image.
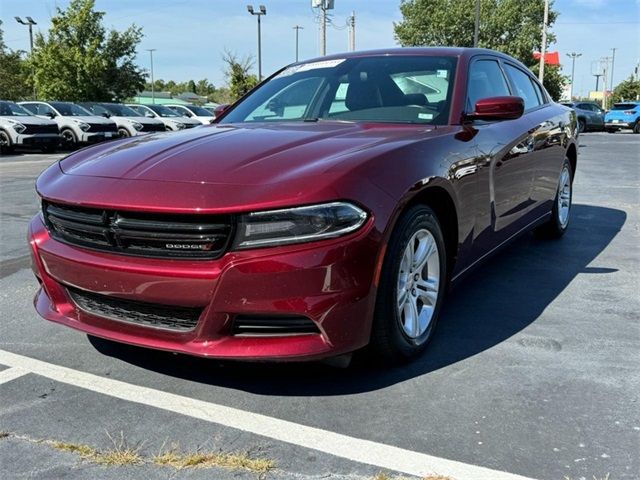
[566,142,577,180]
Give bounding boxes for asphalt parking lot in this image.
[0,132,638,480]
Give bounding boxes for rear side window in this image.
[467,59,511,111]
[504,64,541,110]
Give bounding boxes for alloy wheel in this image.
[557,166,571,228]
[396,229,440,339]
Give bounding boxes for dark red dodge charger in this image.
[29,48,577,363]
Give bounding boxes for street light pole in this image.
[293,25,303,62]
[146,49,156,104]
[539,0,549,82]
[610,47,617,92]
[247,5,267,81]
[15,16,38,99]
[566,52,581,100]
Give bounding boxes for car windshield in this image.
[185,105,213,116]
[611,103,638,110]
[50,102,92,116]
[220,55,458,125]
[0,101,31,116]
[147,105,181,117]
[103,104,140,116]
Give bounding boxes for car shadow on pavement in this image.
[89,203,626,395]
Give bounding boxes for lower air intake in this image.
[67,287,202,332]
[232,315,320,336]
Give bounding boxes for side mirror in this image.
[145,112,155,118]
[466,96,524,121]
[213,104,231,120]
[45,111,56,119]
[102,112,111,118]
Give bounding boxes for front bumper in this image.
[29,213,379,360]
[16,133,60,146]
[79,131,117,143]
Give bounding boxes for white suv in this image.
[19,101,117,149]
[166,104,215,124]
[78,102,165,137]
[126,104,201,131]
[0,100,60,154]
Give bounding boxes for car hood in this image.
[59,121,436,186]
[64,115,115,125]
[111,115,164,125]
[0,115,56,126]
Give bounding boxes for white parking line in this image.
[0,349,536,480]
[0,366,29,385]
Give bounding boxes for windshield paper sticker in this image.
[278,59,346,77]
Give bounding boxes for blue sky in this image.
[1,0,638,97]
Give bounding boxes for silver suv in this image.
[126,104,201,131]
[78,102,165,137]
[19,101,118,149]
[0,100,60,154]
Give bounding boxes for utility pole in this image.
[15,16,37,99]
[348,11,355,52]
[601,57,611,110]
[610,47,617,92]
[566,52,581,100]
[539,0,549,82]
[247,5,267,81]
[473,0,480,47]
[320,3,327,55]
[146,49,156,104]
[293,25,303,62]
[593,73,603,92]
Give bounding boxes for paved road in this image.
[0,133,638,480]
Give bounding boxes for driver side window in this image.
[467,59,511,111]
[247,77,323,121]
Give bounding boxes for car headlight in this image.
[131,122,143,131]
[12,122,26,134]
[74,120,90,131]
[233,202,368,249]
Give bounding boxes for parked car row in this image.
[0,100,217,154]
[561,100,640,134]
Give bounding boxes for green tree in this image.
[0,21,31,100]
[394,0,565,99]
[529,63,568,102]
[31,0,145,101]
[611,75,640,104]
[222,51,257,101]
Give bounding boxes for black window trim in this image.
[502,61,549,113]
[464,54,514,120]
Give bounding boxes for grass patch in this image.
[48,432,142,466]
[153,447,275,474]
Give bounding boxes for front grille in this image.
[232,315,320,336]
[23,124,59,135]
[140,123,165,133]
[87,123,118,133]
[68,286,202,331]
[43,201,233,259]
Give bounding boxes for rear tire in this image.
[535,158,573,239]
[370,205,447,364]
[633,122,640,134]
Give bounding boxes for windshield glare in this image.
[103,104,140,116]
[50,102,92,116]
[221,55,457,125]
[148,105,180,117]
[0,101,31,116]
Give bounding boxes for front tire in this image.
[0,130,14,154]
[61,128,78,150]
[535,158,573,239]
[633,121,640,134]
[371,205,447,363]
[118,127,131,138]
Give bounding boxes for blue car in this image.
[604,102,640,133]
